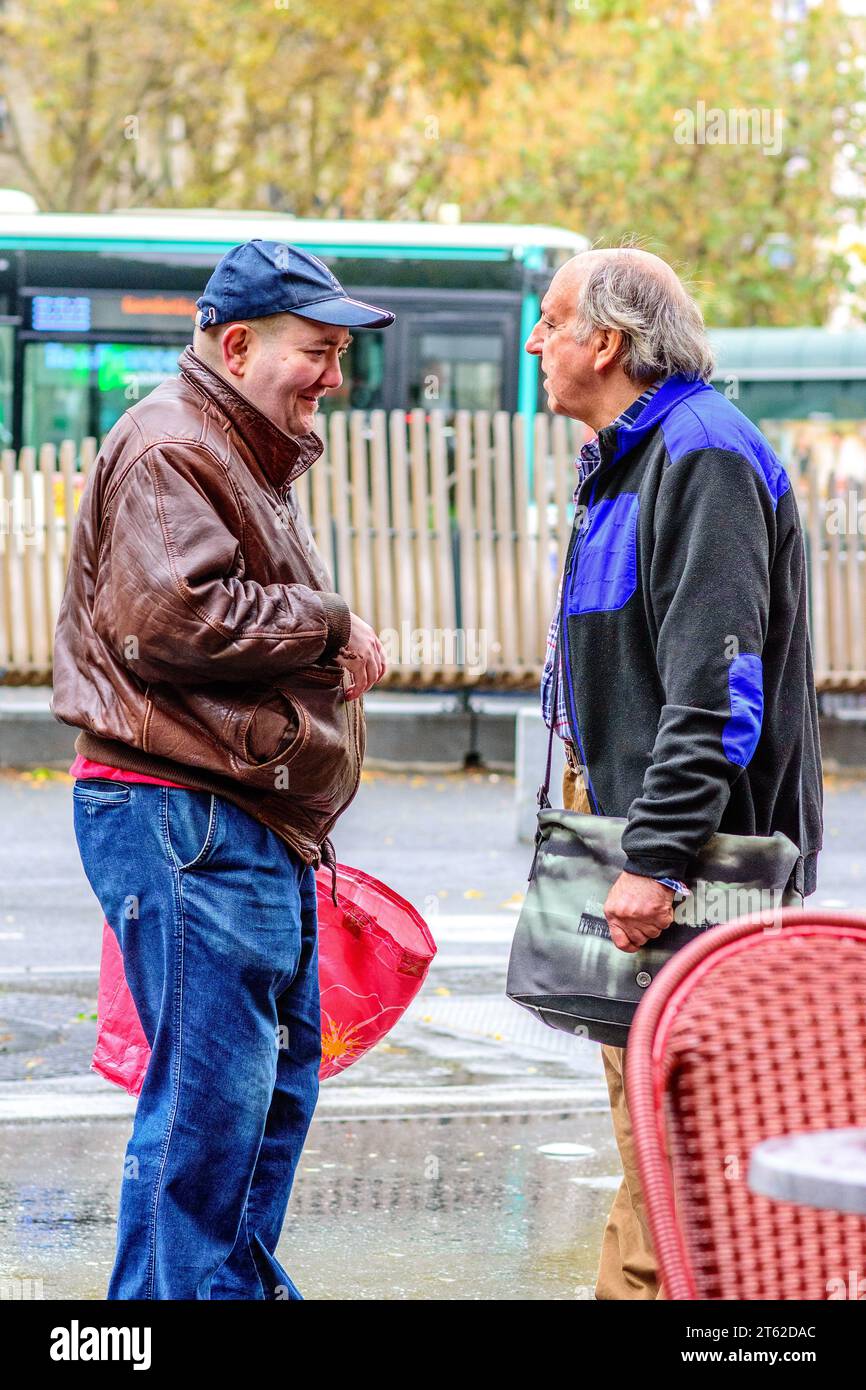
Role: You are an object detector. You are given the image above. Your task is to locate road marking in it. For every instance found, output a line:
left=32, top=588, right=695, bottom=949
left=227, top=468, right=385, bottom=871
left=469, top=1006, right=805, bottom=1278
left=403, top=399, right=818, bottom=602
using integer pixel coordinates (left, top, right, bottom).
left=0, top=964, right=99, bottom=978
left=424, top=914, right=516, bottom=943
left=0, top=1075, right=608, bottom=1125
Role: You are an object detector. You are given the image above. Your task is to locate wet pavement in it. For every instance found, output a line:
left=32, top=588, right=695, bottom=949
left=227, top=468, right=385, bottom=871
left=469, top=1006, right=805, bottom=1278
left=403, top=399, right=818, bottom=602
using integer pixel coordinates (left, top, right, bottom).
left=0, top=767, right=864, bottom=1299
left=0, top=1108, right=618, bottom=1300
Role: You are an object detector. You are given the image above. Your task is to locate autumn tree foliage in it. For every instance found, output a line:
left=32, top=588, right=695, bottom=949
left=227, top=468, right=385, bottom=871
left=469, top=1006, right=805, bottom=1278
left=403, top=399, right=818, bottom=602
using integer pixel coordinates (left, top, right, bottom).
left=1, top=0, right=863, bottom=322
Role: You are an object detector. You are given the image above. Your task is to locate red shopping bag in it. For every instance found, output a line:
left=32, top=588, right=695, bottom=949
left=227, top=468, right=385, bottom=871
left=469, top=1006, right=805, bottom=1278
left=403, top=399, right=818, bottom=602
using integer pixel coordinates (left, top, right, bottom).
left=91, top=863, right=436, bottom=1094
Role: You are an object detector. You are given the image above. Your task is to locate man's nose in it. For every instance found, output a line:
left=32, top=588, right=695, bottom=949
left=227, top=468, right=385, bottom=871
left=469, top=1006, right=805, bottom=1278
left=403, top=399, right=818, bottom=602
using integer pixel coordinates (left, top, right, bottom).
left=525, top=321, right=542, bottom=355
left=320, top=357, right=343, bottom=389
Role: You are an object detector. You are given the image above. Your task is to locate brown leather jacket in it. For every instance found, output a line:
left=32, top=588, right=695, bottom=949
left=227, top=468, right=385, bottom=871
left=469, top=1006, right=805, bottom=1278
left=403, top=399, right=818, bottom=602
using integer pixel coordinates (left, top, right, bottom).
left=51, top=344, right=364, bottom=873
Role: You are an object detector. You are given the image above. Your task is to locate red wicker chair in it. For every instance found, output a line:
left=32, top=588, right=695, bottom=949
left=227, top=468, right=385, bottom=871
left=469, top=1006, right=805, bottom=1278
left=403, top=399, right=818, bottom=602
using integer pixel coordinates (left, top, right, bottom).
left=626, top=908, right=866, bottom=1299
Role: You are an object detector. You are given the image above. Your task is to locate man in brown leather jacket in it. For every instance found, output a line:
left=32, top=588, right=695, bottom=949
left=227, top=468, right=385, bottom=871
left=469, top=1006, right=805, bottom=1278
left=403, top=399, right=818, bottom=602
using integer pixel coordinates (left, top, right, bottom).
left=51, top=241, right=395, bottom=1299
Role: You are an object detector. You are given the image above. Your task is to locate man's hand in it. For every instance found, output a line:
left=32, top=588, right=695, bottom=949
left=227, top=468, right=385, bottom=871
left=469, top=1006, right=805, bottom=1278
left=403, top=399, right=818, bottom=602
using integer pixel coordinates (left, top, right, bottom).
left=604, top=871, right=675, bottom=953
left=334, top=613, right=386, bottom=700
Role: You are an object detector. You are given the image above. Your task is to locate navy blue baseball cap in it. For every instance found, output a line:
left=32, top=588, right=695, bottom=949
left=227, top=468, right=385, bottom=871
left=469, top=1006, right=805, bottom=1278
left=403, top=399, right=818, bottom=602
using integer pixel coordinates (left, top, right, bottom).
left=195, top=239, right=395, bottom=331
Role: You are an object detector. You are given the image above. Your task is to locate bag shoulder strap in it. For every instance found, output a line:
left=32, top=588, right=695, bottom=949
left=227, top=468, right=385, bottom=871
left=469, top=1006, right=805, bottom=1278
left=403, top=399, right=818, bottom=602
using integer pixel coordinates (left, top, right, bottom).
left=538, top=615, right=562, bottom=812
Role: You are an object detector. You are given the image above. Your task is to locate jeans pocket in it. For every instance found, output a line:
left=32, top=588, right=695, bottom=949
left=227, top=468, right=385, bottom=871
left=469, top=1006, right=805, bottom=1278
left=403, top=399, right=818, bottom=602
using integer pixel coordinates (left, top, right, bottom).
left=163, top=787, right=221, bottom=871
left=72, top=778, right=131, bottom=804
left=73, top=784, right=131, bottom=909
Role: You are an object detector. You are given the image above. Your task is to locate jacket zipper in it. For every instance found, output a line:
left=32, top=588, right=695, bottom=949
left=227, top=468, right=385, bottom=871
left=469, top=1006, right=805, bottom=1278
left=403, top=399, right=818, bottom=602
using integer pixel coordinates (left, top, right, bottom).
left=314, top=692, right=365, bottom=901
left=560, top=469, right=603, bottom=815
left=272, top=474, right=361, bottom=876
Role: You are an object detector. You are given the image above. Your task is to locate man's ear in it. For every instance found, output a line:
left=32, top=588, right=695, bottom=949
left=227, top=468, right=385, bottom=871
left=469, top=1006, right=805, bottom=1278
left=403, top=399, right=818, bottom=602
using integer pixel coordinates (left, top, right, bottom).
left=593, top=328, right=623, bottom=374
left=220, top=323, right=254, bottom=379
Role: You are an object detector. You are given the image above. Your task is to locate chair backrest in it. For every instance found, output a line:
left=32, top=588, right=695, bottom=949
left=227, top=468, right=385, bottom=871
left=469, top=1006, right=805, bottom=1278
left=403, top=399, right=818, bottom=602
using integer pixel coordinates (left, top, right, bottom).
left=626, top=908, right=866, bottom=1300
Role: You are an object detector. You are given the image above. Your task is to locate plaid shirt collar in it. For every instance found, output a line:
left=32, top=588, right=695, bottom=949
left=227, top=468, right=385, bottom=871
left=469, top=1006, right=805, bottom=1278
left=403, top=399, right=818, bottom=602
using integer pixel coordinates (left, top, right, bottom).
left=574, top=380, right=663, bottom=500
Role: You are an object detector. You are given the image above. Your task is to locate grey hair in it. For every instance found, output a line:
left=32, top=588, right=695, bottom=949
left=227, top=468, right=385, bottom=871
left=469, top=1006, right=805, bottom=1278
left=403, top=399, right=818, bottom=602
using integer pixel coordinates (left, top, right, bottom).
left=571, top=250, right=716, bottom=384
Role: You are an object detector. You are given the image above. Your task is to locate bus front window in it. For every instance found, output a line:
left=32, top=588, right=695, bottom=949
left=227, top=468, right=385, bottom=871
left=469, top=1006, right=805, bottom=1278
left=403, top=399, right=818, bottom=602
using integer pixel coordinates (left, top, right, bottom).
left=409, top=331, right=503, bottom=413
left=23, top=342, right=182, bottom=447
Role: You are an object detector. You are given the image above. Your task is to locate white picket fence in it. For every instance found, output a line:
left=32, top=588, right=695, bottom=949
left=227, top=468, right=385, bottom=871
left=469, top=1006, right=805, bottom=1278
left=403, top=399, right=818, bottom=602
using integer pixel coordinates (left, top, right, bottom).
left=1, top=412, right=863, bottom=690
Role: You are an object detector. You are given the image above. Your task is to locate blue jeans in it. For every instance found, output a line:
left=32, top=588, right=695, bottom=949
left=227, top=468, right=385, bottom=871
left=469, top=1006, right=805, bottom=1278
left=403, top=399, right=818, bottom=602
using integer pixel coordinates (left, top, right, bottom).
left=72, top=778, right=321, bottom=1300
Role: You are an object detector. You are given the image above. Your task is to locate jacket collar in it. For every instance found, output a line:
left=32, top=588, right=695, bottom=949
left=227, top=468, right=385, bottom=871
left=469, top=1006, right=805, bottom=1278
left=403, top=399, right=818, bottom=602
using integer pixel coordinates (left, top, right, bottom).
left=177, top=345, right=324, bottom=490
left=598, top=373, right=711, bottom=466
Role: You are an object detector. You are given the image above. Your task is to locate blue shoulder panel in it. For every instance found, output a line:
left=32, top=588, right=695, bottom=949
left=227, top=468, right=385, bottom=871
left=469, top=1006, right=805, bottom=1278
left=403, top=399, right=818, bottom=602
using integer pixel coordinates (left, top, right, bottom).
left=722, top=653, right=764, bottom=767
left=660, top=388, right=791, bottom=510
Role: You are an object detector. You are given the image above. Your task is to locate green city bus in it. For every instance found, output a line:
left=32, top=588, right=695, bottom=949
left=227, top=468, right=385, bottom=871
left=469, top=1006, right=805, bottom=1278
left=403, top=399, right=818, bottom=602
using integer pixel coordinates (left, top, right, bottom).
left=1, top=211, right=864, bottom=462
left=0, top=211, right=589, bottom=449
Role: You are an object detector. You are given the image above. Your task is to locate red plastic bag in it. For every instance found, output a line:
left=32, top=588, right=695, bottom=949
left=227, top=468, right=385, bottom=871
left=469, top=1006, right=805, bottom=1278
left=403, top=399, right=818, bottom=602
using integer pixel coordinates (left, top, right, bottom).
left=91, top=863, right=436, bottom=1095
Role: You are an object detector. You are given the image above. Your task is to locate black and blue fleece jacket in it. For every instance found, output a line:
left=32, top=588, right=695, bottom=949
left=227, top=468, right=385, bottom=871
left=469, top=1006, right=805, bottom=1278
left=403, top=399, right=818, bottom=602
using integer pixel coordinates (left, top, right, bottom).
left=558, top=372, right=823, bottom=895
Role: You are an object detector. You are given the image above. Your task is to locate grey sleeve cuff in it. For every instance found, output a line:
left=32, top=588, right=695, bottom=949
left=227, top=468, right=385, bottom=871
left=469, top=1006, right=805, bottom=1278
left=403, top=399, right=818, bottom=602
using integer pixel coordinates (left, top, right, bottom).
left=622, top=852, right=691, bottom=884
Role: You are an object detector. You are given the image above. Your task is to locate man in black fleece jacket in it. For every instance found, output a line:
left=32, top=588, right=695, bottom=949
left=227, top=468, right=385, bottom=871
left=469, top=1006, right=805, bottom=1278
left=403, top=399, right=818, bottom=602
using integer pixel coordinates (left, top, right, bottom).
left=525, top=247, right=823, bottom=1299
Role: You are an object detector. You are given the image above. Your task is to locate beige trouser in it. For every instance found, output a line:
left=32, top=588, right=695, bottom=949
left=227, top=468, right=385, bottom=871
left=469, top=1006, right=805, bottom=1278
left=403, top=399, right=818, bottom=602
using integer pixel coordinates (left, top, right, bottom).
left=562, top=753, right=666, bottom=1301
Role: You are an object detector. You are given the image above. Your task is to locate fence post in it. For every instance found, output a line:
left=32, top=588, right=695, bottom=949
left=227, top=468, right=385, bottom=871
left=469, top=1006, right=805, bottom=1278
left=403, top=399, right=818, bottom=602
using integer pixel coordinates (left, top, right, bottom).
left=1, top=449, right=16, bottom=674
left=38, top=443, right=57, bottom=665
left=409, top=408, right=435, bottom=683
left=512, top=412, right=536, bottom=674
left=389, top=409, right=414, bottom=677
left=59, top=440, right=78, bottom=574
left=493, top=410, right=518, bottom=680
left=18, top=447, right=39, bottom=675
left=369, top=409, right=393, bottom=644
left=844, top=477, right=864, bottom=681
left=454, top=411, right=476, bottom=683
left=328, top=411, right=352, bottom=606
left=429, top=410, right=458, bottom=680
left=533, top=413, right=553, bottom=667
left=473, top=410, right=498, bottom=680
left=806, top=460, right=828, bottom=683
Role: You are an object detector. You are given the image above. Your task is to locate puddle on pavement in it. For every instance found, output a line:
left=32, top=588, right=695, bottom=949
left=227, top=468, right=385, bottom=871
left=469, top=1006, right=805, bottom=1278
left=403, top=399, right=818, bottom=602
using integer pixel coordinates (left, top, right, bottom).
left=0, top=1108, right=619, bottom=1300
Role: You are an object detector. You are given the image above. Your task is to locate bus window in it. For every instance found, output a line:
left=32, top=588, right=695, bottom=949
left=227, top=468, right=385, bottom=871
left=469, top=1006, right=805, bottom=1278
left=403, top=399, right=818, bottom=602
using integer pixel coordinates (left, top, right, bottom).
left=0, top=325, right=12, bottom=447
left=409, top=330, right=503, bottom=412
left=23, top=342, right=181, bottom=447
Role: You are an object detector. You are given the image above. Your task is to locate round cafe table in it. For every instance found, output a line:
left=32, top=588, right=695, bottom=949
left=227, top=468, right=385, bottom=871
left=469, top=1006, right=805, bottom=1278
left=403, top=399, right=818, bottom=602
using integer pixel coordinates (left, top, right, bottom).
left=748, top=1128, right=866, bottom=1215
